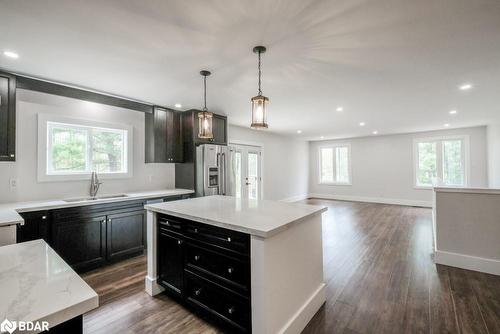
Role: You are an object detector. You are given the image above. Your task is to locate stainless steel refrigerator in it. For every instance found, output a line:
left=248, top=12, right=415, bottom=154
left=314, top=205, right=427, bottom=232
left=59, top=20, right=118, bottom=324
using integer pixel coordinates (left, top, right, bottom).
left=195, top=144, right=232, bottom=197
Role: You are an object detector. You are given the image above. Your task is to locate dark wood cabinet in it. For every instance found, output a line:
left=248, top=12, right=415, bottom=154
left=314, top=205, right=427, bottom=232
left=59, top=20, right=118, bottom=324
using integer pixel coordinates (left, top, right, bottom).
left=106, top=210, right=145, bottom=262
left=145, top=106, right=183, bottom=163
left=0, top=71, right=16, bottom=161
left=51, top=215, right=107, bottom=271
left=158, top=230, right=184, bottom=295
left=17, top=211, right=49, bottom=243
left=157, top=214, right=251, bottom=333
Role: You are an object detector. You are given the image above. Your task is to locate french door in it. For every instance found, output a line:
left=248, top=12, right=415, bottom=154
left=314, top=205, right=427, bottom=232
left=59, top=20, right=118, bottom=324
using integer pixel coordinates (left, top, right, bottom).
left=228, top=144, right=262, bottom=200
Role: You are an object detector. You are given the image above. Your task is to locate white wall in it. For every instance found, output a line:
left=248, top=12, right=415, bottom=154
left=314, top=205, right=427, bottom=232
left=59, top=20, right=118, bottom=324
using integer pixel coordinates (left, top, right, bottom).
left=309, top=126, right=488, bottom=207
left=228, top=125, right=309, bottom=201
left=0, top=90, right=175, bottom=203
left=487, top=124, right=500, bottom=188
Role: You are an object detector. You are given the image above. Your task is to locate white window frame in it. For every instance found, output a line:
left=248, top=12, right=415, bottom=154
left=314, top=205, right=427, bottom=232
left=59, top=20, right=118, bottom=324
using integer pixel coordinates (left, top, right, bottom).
left=413, top=135, right=470, bottom=189
left=37, top=113, right=134, bottom=182
left=318, top=143, right=352, bottom=186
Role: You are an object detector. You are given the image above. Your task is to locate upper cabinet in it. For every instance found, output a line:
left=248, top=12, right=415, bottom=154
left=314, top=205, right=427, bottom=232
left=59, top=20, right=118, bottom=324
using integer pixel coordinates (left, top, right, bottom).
left=0, top=71, right=16, bottom=161
left=145, top=106, right=183, bottom=163
left=193, top=111, right=227, bottom=145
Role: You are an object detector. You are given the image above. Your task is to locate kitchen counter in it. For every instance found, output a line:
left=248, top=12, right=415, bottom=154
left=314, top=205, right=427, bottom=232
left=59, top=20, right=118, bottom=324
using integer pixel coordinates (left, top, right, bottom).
left=0, top=239, right=98, bottom=333
left=144, top=195, right=327, bottom=238
left=0, top=188, right=194, bottom=227
left=145, top=195, right=327, bottom=334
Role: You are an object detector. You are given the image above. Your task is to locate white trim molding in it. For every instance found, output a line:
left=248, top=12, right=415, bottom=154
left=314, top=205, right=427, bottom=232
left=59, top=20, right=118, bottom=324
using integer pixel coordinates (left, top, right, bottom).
left=434, top=250, right=500, bottom=276
left=308, top=193, right=432, bottom=208
left=280, top=194, right=309, bottom=203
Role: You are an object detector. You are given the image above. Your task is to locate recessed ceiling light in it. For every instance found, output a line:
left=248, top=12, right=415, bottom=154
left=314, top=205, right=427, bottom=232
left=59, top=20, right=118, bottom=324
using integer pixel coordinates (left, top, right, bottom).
left=372, top=130, right=378, bottom=135
left=174, top=103, right=182, bottom=108
left=297, top=130, right=302, bottom=134
left=444, top=123, right=450, bottom=127
left=449, top=110, right=457, bottom=115
left=3, top=51, right=19, bottom=59
left=359, top=122, right=365, bottom=126
left=320, top=136, right=324, bottom=139
left=459, top=83, right=473, bottom=91
left=336, top=107, right=343, bottom=112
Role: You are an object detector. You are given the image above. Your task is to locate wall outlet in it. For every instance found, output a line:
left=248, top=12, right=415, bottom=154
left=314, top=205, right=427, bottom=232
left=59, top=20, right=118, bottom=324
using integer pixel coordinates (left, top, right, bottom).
left=9, top=178, right=18, bottom=190
left=148, top=175, right=153, bottom=182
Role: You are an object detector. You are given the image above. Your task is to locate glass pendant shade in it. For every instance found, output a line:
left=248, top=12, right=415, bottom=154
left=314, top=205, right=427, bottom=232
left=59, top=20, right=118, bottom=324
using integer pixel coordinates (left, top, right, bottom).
left=198, top=110, right=213, bottom=139
left=250, top=94, right=269, bottom=129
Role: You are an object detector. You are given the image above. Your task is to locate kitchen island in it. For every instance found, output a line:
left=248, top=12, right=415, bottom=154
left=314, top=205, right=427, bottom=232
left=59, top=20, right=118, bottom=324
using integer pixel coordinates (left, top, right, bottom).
left=144, top=195, right=327, bottom=334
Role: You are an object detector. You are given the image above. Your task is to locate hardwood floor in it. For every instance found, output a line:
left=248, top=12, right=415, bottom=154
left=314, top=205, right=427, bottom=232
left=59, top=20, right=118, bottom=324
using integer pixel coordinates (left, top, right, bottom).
left=81, top=199, right=500, bottom=334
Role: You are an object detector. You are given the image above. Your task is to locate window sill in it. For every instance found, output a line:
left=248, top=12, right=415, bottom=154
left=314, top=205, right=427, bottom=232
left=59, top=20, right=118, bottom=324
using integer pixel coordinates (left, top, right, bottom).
left=319, top=182, right=352, bottom=186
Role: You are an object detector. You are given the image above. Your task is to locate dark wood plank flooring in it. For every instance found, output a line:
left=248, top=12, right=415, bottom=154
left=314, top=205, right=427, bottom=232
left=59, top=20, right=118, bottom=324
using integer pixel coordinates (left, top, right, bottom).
left=81, top=199, right=500, bottom=334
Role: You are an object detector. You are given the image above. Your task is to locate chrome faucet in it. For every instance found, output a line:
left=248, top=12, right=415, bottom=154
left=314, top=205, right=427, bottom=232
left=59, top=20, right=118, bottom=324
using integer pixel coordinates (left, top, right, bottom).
left=90, top=171, right=102, bottom=199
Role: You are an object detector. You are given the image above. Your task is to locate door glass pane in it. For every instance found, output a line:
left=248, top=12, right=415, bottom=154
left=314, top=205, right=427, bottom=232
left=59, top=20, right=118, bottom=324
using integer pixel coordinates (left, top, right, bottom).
left=443, top=140, right=464, bottom=186
left=417, top=142, right=437, bottom=186
left=233, top=151, right=242, bottom=198
left=336, top=147, right=349, bottom=183
left=248, top=152, right=259, bottom=200
left=320, top=148, right=334, bottom=183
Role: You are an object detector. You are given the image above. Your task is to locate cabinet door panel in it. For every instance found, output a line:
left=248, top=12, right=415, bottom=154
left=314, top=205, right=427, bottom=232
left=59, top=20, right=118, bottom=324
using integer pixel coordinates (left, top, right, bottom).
left=51, top=216, right=106, bottom=272
left=106, top=210, right=145, bottom=261
left=212, top=115, right=227, bottom=144
left=158, top=231, right=184, bottom=295
left=0, top=72, right=16, bottom=161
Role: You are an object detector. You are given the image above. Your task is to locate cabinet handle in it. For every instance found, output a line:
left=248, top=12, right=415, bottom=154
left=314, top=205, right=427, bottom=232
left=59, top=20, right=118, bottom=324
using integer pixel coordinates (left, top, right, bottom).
left=108, top=219, right=112, bottom=223
left=177, top=240, right=183, bottom=245
left=10, top=154, right=14, bottom=158
left=41, top=216, right=47, bottom=220
left=194, top=228, right=198, bottom=233
left=165, top=221, right=171, bottom=226
left=226, top=237, right=232, bottom=242
left=227, top=267, right=234, bottom=274
left=194, top=255, right=200, bottom=261
left=228, top=306, right=235, bottom=315
left=195, top=288, right=202, bottom=296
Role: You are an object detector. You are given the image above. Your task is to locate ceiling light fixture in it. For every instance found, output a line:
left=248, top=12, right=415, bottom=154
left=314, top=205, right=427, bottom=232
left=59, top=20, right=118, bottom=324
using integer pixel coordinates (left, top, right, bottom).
left=3, top=51, right=19, bottom=59
left=372, top=130, right=378, bottom=135
left=320, top=136, right=324, bottom=139
left=297, top=130, right=302, bottom=134
left=250, top=46, right=269, bottom=129
left=174, top=103, right=182, bottom=108
left=444, top=123, right=450, bottom=127
left=198, top=70, right=213, bottom=139
left=449, top=110, right=457, bottom=115
left=336, top=107, right=343, bottom=112
left=359, top=122, right=365, bottom=126
left=459, top=83, right=473, bottom=91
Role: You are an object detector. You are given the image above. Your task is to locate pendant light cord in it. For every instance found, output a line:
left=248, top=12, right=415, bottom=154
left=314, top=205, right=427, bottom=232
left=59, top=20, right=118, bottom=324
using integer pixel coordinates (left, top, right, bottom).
left=258, top=50, right=262, bottom=96
left=203, top=75, right=207, bottom=111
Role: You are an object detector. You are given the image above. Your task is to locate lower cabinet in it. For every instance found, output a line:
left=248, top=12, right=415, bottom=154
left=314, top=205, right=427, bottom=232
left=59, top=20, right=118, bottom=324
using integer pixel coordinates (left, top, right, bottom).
left=106, top=210, right=145, bottom=262
left=157, top=214, right=251, bottom=333
left=51, top=216, right=107, bottom=272
left=17, top=210, right=49, bottom=243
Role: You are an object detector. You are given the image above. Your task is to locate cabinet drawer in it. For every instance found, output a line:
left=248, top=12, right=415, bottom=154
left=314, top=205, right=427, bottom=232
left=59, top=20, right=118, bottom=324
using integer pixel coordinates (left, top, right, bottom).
left=185, top=270, right=250, bottom=332
left=158, top=216, right=182, bottom=234
left=185, top=242, right=249, bottom=293
left=185, top=222, right=250, bottom=255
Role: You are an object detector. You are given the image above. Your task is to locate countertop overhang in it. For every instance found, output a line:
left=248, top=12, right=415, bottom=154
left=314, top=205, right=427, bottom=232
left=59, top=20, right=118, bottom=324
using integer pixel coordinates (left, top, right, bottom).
left=0, top=240, right=98, bottom=332
left=145, top=195, right=327, bottom=238
left=0, top=189, right=194, bottom=227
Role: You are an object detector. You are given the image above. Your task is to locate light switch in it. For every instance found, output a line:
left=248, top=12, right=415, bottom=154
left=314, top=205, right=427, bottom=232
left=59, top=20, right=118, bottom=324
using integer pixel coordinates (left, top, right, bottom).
left=9, top=178, right=18, bottom=190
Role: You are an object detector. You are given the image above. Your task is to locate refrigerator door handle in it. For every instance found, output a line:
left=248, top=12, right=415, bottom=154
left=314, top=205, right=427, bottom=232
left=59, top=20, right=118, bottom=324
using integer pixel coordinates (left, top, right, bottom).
left=216, top=152, right=221, bottom=195
left=221, top=152, right=226, bottom=195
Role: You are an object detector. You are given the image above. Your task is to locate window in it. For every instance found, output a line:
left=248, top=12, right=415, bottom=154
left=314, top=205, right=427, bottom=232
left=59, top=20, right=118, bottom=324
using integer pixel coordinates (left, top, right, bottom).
left=38, top=114, right=133, bottom=181
left=319, top=144, right=351, bottom=184
left=414, top=136, right=468, bottom=188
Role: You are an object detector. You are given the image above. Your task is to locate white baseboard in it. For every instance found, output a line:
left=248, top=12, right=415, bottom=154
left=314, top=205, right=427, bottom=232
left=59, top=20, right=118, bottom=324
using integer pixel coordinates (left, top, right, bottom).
left=434, top=250, right=500, bottom=276
left=145, top=276, right=164, bottom=296
left=280, top=194, right=310, bottom=203
left=308, top=193, right=432, bottom=208
left=280, top=283, right=326, bottom=334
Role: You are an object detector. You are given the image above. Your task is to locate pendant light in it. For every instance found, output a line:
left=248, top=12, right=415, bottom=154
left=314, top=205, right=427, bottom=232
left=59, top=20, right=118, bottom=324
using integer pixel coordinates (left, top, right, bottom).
left=250, top=46, right=269, bottom=129
left=198, top=70, right=214, bottom=139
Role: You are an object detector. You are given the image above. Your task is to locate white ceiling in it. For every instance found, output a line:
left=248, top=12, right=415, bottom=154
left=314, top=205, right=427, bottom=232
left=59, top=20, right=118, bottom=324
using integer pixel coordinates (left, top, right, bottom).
left=1, top=0, right=500, bottom=140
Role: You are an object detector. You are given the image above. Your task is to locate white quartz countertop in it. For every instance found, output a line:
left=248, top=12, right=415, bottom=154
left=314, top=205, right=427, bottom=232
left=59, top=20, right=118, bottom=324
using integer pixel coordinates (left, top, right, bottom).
left=145, top=195, right=327, bottom=238
left=0, top=240, right=98, bottom=332
left=0, top=189, right=194, bottom=227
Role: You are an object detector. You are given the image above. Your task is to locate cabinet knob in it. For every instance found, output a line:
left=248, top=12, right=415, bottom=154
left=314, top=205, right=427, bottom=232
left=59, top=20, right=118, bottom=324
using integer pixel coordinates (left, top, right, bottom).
left=194, top=255, right=200, bottom=261
left=194, top=228, right=198, bottom=233
left=108, top=219, right=112, bottom=223
left=195, top=288, right=202, bottom=296
left=227, top=237, right=232, bottom=242
left=227, top=267, right=234, bottom=274
left=228, top=306, right=235, bottom=315
left=165, top=221, right=170, bottom=226
left=41, top=216, right=47, bottom=220
left=177, top=240, right=183, bottom=245
left=10, top=154, right=14, bottom=158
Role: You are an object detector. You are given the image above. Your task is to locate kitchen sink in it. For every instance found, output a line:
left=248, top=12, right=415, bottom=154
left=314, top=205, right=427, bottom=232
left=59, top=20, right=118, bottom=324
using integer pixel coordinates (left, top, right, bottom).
left=63, top=194, right=129, bottom=203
